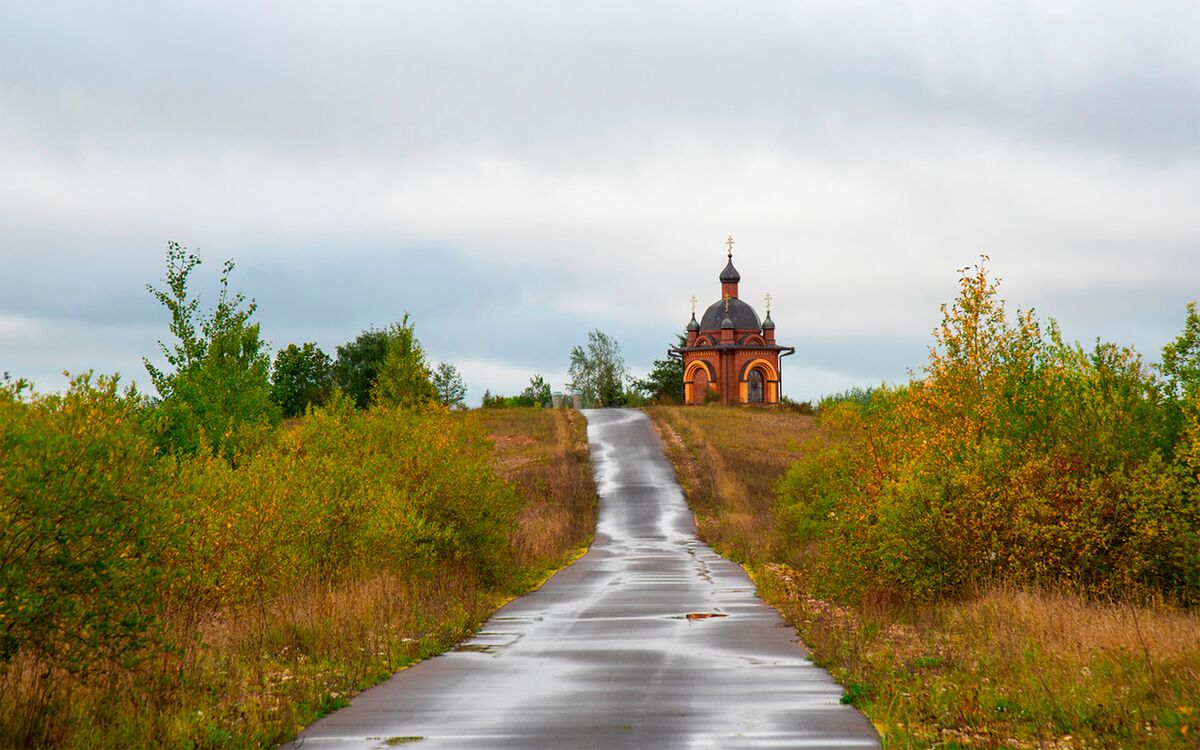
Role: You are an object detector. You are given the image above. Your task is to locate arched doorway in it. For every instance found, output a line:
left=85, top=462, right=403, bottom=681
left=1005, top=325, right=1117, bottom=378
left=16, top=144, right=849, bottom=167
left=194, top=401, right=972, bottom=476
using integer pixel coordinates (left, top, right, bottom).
left=747, top=368, right=764, bottom=403
left=690, top=368, right=709, bottom=404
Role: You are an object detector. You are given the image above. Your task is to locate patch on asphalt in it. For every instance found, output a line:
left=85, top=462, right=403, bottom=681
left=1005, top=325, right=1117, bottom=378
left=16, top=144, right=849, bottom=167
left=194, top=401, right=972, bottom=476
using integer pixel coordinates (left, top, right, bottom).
left=668, top=612, right=729, bottom=622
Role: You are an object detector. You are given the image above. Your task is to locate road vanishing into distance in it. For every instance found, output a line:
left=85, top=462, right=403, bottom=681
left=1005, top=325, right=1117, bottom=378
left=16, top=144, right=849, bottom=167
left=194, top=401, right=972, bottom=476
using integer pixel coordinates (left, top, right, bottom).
left=290, top=409, right=880, bottom=749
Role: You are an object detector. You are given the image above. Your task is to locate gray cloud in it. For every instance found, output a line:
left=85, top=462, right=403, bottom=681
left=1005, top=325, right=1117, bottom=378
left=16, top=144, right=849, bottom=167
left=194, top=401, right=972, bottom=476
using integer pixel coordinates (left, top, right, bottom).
left=2, top=0, right=1197, bottom=405
left=8, top=2, right=1199, bottom=154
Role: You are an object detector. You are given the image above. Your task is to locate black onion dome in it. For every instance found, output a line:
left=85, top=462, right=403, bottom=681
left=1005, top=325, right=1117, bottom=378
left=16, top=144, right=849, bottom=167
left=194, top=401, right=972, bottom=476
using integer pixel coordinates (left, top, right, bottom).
left=762, top=311, right=775, bottom=330
left=700, top=297, right=761, bottom=331
left=719, top=259, right=741, bottom=283
left=687, top=313, right=700, bottom=332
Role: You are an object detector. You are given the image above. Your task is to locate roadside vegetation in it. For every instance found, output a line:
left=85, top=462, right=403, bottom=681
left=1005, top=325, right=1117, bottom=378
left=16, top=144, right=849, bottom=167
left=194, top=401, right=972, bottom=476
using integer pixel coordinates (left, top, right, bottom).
left=647, top=260, right=1199, bottom=748
left=0, top=243, right=597, bottom=748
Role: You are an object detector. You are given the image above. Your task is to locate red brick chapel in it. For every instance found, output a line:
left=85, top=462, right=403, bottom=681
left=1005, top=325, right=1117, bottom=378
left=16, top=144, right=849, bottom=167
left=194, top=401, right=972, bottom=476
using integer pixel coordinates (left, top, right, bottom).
left=673, top=237, right=794, bottom=405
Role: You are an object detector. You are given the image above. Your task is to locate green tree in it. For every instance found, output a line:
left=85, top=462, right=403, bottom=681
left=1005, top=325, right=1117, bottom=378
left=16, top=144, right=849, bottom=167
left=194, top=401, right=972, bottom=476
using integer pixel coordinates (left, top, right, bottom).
left=1160, top=302, right=1200, bottom=401
left=635, top=335, right=685, bottom=403
left=521, top=374, right=552, bottom=406
left=334, top=328, right=391, bottom=409
left=143, top=242, right=278, bottom=458
left=432, top=361, right=467, bottom=408
left=567, top=330, right=629, bottom=407
left=271, top=342, right=334, bottom=417
left=373, top=314, right=437, bottom=408
left=1159, top=302, right=1200, bottom=447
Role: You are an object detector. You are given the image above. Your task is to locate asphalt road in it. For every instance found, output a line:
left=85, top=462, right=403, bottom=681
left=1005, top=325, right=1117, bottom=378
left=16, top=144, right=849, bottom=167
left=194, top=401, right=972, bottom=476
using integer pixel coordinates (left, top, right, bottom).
left=288, top=408, right=880, bottom=749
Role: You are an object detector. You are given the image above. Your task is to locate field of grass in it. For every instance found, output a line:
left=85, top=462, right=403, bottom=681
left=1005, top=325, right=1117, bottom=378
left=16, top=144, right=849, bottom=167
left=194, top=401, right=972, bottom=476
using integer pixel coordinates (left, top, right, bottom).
left=1, top=399, right=595, bottom=749
left=646, top=405, right=1199, bottom=749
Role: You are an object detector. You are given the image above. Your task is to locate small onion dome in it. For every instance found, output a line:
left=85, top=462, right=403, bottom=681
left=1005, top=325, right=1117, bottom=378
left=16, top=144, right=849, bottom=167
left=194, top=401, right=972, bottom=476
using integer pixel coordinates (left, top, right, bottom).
left=721, top=315, right=734, bottom=329
left=687, top=313, right=700, bottom=331
left=719, top=258, right=741, bottom=283
left=762, top=311, right=775, bottom=330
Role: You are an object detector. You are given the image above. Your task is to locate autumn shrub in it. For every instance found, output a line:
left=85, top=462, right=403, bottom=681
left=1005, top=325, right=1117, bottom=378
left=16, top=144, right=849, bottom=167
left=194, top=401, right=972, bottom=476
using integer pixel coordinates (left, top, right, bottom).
left=0, top=374, right=167, bottom=676
left=162, top=393, right=521, bottom=611
left=0, top=378, right=528, bottom=746
left=777, top=260, right=1200, bottom=604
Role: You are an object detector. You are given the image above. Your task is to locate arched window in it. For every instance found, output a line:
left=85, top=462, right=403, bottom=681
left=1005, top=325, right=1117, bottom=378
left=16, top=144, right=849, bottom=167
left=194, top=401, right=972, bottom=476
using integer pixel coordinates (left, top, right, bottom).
left=748, top=368, right=764, bottom=403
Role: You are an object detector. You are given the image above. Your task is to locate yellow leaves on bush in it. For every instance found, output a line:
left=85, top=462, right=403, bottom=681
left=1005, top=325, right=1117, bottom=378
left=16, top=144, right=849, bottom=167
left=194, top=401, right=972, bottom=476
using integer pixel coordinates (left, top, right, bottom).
left=163, top=396, right=522, bottom=610
left=2, top=380, right=523, bottom=672
left=1, top=373, right=165, bottom=674
left=778, top=259, right=1200, bottom=605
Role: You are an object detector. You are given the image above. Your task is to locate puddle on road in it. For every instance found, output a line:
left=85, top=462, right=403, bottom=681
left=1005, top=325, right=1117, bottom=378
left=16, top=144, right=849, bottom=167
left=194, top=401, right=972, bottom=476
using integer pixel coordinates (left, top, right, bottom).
left=667, top=612, right=729, bottom=622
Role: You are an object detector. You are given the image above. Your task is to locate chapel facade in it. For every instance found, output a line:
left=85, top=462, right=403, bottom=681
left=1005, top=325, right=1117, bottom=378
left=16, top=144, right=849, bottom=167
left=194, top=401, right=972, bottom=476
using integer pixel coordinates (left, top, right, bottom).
left=672, top=238, right=794, bottom=405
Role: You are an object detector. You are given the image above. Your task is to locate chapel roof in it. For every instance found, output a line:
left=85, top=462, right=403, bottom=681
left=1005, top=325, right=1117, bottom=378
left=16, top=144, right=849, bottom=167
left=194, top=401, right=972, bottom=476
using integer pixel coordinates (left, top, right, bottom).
left=699, top=296, right=761, bottom=331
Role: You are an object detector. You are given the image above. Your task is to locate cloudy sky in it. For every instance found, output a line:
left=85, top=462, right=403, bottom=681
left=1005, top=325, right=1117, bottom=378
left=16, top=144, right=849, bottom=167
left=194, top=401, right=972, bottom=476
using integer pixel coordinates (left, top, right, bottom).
left=2, top=1, right=1197, bottom=404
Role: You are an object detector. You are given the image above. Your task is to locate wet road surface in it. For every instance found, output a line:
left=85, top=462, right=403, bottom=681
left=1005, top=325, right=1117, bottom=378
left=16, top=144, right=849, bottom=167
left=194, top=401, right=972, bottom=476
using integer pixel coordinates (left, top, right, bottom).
left=289, top=408, right=880, bottom=749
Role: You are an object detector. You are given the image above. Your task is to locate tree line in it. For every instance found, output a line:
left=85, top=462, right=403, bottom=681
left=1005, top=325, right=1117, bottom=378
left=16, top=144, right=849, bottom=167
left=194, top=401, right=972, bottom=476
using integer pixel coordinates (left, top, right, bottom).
left=134, top=242, right=684, bottom=455
left=136, top=242, right=484, bottom=461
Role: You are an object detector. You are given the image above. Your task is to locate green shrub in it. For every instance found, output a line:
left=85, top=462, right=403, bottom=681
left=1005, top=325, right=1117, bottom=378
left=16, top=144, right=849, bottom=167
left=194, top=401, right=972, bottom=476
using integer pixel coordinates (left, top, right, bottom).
left=817, top=386, right=876, bottom=411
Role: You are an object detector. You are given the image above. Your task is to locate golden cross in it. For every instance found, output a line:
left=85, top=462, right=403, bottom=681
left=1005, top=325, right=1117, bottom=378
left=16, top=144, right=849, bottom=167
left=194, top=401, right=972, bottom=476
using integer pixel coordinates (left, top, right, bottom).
left=764, top=292, right=773, bottom=313
left=726, top=235, right=734, bottom=258
left=723, top=293, right=731, bottom=313
left=689, top=295, right=697, bottom=315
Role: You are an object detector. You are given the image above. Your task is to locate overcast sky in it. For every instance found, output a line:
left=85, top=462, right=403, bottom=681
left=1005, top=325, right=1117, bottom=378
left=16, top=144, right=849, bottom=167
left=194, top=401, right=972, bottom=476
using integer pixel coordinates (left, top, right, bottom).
left=2, top=1, right=1197, bottom=404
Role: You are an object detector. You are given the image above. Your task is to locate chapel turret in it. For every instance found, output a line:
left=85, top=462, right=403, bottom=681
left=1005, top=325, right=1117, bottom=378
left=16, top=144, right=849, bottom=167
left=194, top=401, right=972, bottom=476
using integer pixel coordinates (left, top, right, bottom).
left=719, top=236, right=741, bottom=299
left=672, top=237, right=794, bottom=405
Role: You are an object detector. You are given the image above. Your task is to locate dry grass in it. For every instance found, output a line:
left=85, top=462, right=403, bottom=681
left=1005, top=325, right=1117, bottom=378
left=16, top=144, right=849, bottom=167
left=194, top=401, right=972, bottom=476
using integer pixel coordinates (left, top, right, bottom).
left=647, top=405, right=816, bottom=565
left=1, top=407, right=596, bottom=749
left=645, top=405, right=1200, bottom=749
left=476, top=408, right=597, bottom=579
left=2, top=567, right=500, bottom=747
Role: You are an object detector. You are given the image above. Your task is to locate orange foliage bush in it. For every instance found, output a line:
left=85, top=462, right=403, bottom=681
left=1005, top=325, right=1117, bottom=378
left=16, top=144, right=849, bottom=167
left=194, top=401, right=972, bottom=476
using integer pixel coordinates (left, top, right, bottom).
left=778, top=260, right=1200, bottom=603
